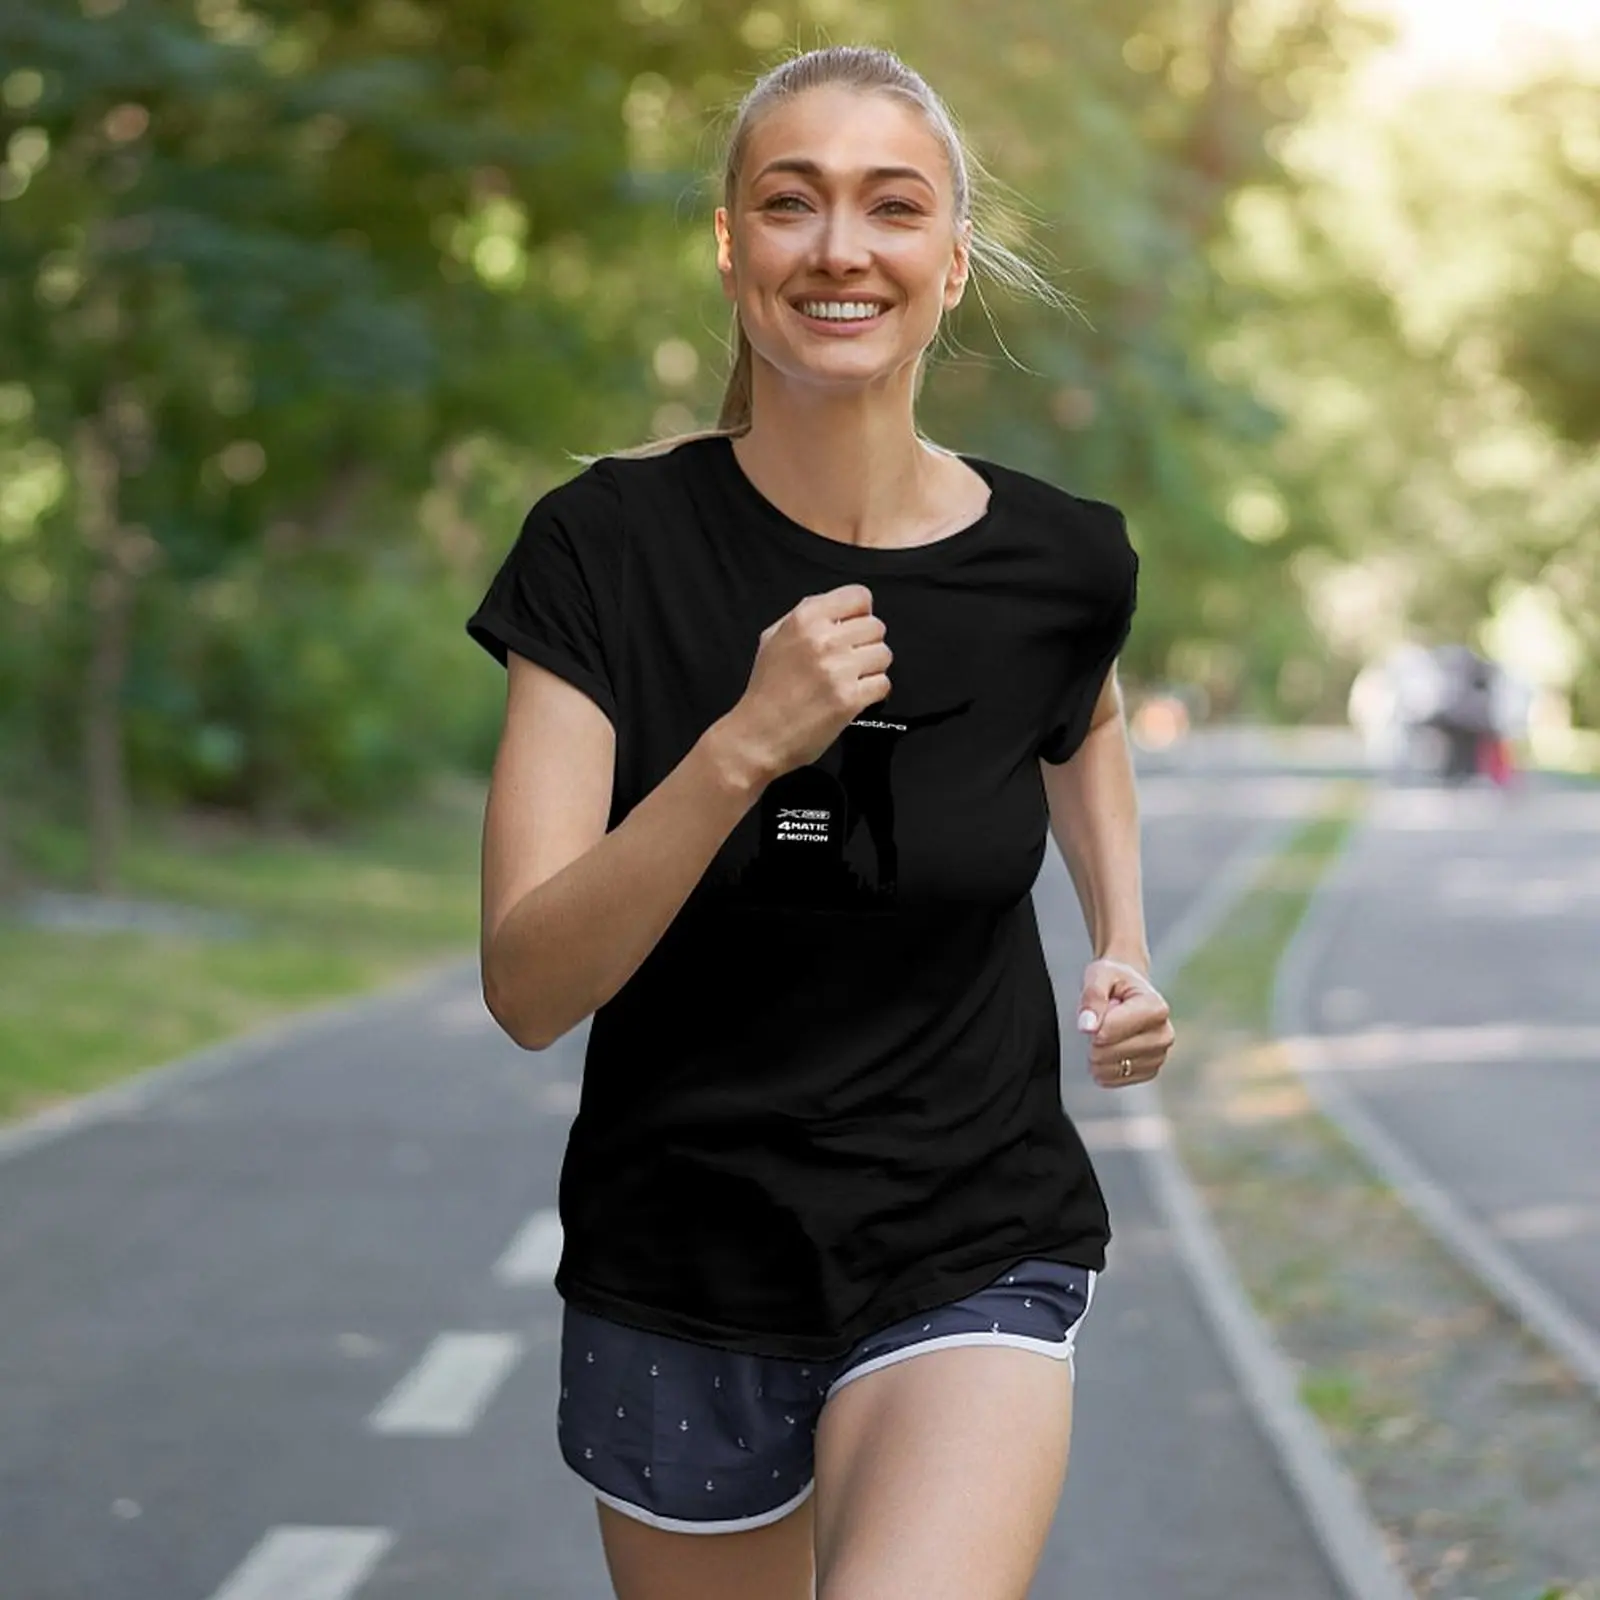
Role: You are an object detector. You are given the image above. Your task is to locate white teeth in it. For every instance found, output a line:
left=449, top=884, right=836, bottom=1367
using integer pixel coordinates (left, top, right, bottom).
left=798, top=300, right=884, bottom=321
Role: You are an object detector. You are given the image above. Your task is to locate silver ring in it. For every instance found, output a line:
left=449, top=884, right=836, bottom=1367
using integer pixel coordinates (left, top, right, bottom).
left=1118, top=1058, right=1133, bottom=1079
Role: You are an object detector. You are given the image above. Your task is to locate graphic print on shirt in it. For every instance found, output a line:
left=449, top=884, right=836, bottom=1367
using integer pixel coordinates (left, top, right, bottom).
left=731, top=697, right=975, bottom=911
left=838, top=699, right=974, bottom=896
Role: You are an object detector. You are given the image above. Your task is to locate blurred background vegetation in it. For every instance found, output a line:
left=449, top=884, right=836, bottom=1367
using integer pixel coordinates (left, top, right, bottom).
left=1, top=0, right=1596, bottom=899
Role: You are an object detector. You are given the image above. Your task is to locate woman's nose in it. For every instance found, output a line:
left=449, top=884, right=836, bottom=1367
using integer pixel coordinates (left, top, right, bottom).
left=812, top=206, right=873, bottom=274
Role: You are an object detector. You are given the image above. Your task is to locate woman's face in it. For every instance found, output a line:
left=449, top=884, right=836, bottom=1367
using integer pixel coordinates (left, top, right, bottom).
left=715, top=86, right=971, bottom=398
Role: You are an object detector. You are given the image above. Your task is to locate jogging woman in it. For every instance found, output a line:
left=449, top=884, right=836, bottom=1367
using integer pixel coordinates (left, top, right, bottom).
left=468, top=43, right=1174, bottom=1600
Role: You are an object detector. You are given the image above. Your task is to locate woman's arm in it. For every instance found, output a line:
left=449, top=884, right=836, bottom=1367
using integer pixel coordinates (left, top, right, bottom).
left=480, top=583, right=891, bottom=1050
left=1041, top=663, right=1173, bottom=1088
left=480, top=653, right=770, bottom=1050
left=1040, top=664, right=1150, bottom=976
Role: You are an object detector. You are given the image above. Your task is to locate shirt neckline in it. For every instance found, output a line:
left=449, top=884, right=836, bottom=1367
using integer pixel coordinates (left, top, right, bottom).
left=703, top=433, right=1002, bottom=573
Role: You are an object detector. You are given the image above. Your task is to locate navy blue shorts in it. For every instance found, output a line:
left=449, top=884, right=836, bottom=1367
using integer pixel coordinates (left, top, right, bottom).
left=557, top=1257, right=1095, bottom=1533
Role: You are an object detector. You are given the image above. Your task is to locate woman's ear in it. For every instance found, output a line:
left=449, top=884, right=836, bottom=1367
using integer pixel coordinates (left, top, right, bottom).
left=944, top=218, right=973, bottom=310
left=715, top=206, right=736, bottom=297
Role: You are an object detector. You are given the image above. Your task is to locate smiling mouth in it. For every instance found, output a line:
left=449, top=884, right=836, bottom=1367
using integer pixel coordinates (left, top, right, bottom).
left=790, top=298, right=892, bottom=325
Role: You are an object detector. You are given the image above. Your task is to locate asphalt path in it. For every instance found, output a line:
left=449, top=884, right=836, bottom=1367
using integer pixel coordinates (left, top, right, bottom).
left=0, top=765, right=1344, bottom=1600
left=1297, top=777, right=1600, bottom=1347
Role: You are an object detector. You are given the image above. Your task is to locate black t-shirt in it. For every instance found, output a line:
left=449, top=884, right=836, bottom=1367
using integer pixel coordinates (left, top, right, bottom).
left=466, top=434, right=1138, bottom=1360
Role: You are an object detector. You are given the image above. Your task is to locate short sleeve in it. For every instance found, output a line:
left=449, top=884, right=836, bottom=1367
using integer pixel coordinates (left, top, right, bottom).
left=1038, top=517, right=1138, bottom=766
left=465, top=464, right=622, bottom=724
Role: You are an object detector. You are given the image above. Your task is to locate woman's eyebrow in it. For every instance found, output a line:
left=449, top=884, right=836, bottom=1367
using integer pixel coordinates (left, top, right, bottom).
left=752, top=157, right=935, bottom=189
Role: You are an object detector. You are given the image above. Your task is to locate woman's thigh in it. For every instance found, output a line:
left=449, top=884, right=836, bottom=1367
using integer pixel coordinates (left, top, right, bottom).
left=596, top=1493, right=815, bottom=1600
left=810, top=1345, right=1075, bottom=1600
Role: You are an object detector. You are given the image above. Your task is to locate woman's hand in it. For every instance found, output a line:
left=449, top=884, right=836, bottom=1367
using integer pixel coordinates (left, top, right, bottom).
left=723, top=584, right=893, bottom=782
left=1076, top=959, right=1174, bottom=1088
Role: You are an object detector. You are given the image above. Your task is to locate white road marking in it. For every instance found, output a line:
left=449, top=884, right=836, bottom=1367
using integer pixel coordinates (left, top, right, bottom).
left=493, top=1207, right=563, bottom=1285
left=433, top=993, right=498, bottom=1035
left=1076, top=1115, right=1169, bottom=1152
left=206, top=1527, right=393, bottom=1600
left=1298, top=1021, right=1600, bottom=1074
left=535, top=1080, right=582, bottom=1114
left=1494, top=1203, right=1600, bottom=1242
left=367, top=1333, right=524, bottom=1436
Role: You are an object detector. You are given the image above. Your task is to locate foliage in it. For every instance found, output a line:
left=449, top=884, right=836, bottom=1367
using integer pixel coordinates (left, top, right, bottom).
left=1213, top=56, right=1600, bottom=722
left=0, top=0, right=1594, bottom=870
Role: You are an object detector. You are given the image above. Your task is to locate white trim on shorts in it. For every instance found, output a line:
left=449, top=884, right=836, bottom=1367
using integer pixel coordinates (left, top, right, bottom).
left=822, top=1266, right=1098, bottom=1402
left=588, top=1475, right=816, bottom=1536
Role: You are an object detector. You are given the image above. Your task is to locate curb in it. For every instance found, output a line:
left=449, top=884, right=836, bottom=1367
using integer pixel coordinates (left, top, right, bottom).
left=1274, top=787, right=1600, bottom=1402
left=1131, top=791, right=1416, bottom=1600
left=0, top=951, right=479, bottom=1168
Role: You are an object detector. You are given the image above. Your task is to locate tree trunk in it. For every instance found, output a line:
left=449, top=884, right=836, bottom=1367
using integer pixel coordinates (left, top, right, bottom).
left=0, top=790, right=13, bottom=905
left=75, top=416, right=151, bottom=897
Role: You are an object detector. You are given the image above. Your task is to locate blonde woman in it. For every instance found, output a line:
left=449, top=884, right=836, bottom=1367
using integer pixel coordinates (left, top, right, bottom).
left=468, top=43, right=1174, bottom=1600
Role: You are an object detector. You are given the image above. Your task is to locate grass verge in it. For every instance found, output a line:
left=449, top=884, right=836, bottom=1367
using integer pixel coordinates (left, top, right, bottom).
left=0, top=777, right=483, bottom=1125
left=1165, top=785, right=1600, bottom=1600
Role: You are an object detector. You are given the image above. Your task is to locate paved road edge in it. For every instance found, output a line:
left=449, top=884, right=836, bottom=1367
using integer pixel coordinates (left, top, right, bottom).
left=0, top=951, right=479, bottom=1168
left=1274, top=788, right=1600, bottom=1401
left=1128, top=796, right=1416, bottom=1600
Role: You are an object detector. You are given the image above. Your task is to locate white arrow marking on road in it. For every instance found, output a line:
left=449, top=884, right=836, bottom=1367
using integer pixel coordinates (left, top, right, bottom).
left=493, top=1207, right=563, bottom=1284
left=367, top=1332, right=524, bottom=1436
left=206, top=1527, right=393, bottom=1600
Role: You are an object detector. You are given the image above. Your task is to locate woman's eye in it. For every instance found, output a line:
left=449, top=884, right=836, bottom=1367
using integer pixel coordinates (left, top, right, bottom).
left=761, top=194, right=921, bottom=216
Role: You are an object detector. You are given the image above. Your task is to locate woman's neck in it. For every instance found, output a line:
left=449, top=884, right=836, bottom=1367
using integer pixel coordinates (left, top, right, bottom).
left=730, top=383, right=968, bottom=551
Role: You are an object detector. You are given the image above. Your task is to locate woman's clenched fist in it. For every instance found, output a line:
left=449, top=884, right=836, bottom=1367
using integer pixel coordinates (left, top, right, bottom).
left=725, top=584, right=892, bottom=782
